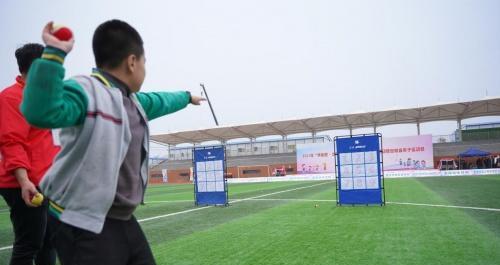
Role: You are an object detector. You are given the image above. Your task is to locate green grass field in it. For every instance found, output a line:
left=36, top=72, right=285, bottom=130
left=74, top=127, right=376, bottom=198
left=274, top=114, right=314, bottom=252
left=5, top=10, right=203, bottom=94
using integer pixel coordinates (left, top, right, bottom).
left=1, top=175, right=500, bottom=265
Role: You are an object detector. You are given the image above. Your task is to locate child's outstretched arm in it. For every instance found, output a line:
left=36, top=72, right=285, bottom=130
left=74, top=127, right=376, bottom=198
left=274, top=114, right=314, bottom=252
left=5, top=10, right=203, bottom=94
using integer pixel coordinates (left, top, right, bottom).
left=136, top=91, right=205, bottom=121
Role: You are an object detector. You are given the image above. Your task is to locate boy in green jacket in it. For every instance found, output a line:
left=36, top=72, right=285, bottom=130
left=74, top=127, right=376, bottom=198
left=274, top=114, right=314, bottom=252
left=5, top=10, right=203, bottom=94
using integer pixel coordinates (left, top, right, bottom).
left=21, top=20, right=205, bottom=265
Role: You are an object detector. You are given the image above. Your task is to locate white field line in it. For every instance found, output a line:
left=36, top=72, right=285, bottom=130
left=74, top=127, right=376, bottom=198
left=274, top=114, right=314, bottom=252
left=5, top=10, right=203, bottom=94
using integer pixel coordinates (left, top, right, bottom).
left=248, top=198, right=500, bottom=212
left=249, top=198, right=336, bottom=202
left=145, top=200, right=194, bottom=204
left=144, top=182, right=332, bottom=205
left=0, top=246, right=12, bottom=251
left=228, top=181, right=331, bottom=204
left=136, top=181, right=331, bottom=223
left=137, top=205, right=212, bottom=223
left=386, top=201, right=500, bottom=212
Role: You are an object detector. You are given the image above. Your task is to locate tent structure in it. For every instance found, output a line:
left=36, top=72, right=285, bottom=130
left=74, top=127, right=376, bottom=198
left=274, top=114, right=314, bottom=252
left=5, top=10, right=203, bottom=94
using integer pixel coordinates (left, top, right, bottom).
left=458, top=148, right=491, bottom=157
left=458, top=148, right=492, bottom=169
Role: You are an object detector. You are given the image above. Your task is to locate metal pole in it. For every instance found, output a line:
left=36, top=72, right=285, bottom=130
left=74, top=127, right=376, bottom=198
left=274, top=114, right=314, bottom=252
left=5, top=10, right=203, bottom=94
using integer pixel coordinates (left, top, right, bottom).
left=200, top=83, right=219, bottom=126
left=192, top=147, right=197, bottom=206
left=380, top=133, right=386, bottom=206
left=457, top=118, right=462, bottom=142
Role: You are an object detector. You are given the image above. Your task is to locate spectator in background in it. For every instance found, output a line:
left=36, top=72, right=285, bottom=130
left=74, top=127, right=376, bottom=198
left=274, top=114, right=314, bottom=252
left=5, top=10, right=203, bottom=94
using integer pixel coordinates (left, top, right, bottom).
left=476, top=158, right=483, bottom=169
left=0, top=43, right=59, bottom=265
left=459, top=159, right=466, bottom=169
left=485, top=157, right=491, bottom=168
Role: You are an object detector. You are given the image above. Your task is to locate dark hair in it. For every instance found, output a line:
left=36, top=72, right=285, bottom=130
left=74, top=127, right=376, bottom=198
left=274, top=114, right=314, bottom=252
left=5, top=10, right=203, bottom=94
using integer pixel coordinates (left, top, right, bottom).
left=92, top=19, right=144, bottom=69
left=15, top=43, right=44, bottom=74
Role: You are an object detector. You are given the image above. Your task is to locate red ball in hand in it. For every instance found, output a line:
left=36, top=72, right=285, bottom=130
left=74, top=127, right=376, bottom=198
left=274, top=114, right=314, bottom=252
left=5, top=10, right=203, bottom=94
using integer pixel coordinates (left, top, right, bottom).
left=52, top=25, right=73, bottom=41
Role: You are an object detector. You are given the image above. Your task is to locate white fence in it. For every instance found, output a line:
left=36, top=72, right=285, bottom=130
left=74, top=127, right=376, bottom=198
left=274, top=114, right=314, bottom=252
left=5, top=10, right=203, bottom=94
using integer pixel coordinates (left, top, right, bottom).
left=385, top=168, right=500, bottom=178
left=226, top=169, right=500, bottom=183
left=227, top=174, right=335, bottom=183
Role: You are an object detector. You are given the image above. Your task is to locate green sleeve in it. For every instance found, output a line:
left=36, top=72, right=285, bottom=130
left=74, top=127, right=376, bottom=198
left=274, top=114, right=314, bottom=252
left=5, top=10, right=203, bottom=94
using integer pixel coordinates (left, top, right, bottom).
left=21, top=47, right=88, bottom=128
left=136, top=91, right=190, bottom=121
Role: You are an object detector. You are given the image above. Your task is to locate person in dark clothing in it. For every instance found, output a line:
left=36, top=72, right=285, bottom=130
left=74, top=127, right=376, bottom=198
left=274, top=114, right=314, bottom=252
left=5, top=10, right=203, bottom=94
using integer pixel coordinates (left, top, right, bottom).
left=0, top=43, right=59, bottom=265
left=475, top=158, right=480, bottom=169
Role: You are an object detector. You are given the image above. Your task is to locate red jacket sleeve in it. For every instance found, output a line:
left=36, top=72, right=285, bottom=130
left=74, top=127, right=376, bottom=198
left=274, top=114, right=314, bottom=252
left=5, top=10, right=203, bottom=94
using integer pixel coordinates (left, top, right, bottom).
left=0, top=93, right=31, bottom=173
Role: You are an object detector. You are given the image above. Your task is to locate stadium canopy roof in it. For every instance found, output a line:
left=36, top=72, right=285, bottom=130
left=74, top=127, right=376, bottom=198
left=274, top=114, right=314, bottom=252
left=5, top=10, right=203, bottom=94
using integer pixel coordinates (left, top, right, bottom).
left=151, top=97, right=500, bottom=145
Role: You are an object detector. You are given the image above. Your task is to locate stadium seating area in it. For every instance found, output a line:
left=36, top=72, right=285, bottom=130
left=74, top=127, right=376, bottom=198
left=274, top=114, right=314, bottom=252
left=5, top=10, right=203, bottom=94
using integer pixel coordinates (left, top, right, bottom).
left=150, top=125, right=500, bottom=183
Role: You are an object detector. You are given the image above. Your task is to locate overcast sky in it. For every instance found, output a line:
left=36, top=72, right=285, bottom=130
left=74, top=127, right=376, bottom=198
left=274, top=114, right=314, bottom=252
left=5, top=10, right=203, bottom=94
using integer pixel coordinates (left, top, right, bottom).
left=1, top=0, right=499, bottom=144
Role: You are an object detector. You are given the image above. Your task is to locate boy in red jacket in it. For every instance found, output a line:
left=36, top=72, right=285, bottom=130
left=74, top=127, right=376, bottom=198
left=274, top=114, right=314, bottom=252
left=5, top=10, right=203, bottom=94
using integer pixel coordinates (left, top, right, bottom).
left=0, top=43, right=59, bottom=265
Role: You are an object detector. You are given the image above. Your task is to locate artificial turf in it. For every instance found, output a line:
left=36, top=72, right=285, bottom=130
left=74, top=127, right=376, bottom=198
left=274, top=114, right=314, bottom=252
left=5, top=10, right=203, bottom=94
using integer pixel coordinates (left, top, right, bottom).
left=0, top=176, right=499, bottom=265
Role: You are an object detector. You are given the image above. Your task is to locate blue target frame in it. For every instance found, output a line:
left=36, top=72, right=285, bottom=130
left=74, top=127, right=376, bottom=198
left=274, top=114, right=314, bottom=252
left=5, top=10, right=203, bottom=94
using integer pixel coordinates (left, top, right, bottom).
left=335, top=134, right=385, bottom=206
left=193, top=145, right=228, bottom=206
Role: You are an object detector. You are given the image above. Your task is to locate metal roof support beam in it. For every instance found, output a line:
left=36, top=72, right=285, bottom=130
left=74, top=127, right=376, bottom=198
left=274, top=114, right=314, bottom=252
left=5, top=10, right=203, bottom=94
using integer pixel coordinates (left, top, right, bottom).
left=463, top=102, right=487, bottom=116
left=376, top=111, right=397, bottom=123
left=416, top=121, right=421, bottom=135
left=200, top=130, right=225, bottom=143
left=167, top=134, right=192, bottom=145
left=370, top=113, right=377, bottom=128
left=316, top=117, right=338, bottom=130
left=457, top=118, right=462, bottom=142
left=281, top=135, right=288, bottom=153
left=370, top=112, right=378, bottom=133
left=266, top=123, right=286, bottom=137
left=250, top=138, right=255, bottom=155
left=232, top=127, right=255, bottom=139
left=312, top=131, right=317, bottom=143
left=150, top=139, right=170, bottom=147
left=300, top=120, right=314, bottom=131
left=342, top=116, right=353, bottom=136
left=359, top=114, right=373, bottom=124
left=175, top=134, right=196, bottom=145
left=395, top=111, right=419, bottom=120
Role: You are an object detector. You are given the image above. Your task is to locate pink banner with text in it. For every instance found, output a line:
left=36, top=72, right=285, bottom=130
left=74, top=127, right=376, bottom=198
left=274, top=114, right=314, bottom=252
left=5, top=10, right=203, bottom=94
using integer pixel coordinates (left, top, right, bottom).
left=296, top=143, right=335, bottom=174
left=382, top=135, right=434, bottom=170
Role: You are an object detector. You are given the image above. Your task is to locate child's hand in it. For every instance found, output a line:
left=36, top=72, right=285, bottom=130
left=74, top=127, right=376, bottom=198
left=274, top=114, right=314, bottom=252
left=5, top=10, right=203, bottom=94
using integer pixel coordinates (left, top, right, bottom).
left=190, top=95, right=206, bottom=105
left=42, top=21, right=75, bottom=53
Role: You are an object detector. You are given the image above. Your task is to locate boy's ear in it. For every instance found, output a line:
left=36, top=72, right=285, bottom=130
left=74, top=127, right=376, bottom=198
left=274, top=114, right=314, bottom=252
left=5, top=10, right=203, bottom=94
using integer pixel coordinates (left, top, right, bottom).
left=126, top=54, right=137, bottom=73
